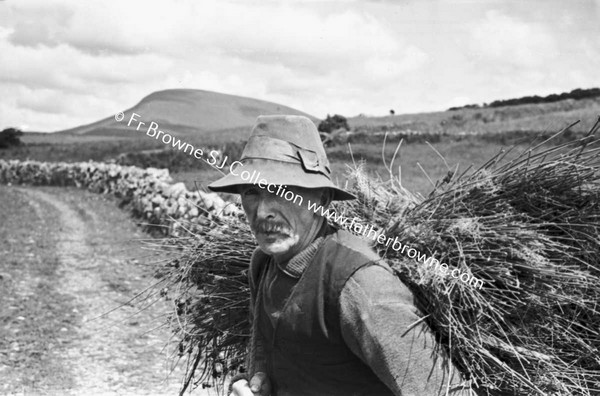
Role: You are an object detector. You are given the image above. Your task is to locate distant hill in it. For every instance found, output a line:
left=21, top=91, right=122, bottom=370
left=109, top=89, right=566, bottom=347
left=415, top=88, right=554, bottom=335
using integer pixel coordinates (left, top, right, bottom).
left=54, top=89, right=317, bottom=140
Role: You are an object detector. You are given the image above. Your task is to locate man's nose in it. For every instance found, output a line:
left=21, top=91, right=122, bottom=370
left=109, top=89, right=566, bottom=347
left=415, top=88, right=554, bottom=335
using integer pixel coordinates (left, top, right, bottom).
left=255, top=192, right=279, bottom=219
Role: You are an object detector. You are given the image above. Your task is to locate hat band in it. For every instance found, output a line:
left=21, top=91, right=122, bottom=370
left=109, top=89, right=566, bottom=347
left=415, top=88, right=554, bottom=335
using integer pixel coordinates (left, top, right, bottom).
left=241, top=135, right=331, bottom=178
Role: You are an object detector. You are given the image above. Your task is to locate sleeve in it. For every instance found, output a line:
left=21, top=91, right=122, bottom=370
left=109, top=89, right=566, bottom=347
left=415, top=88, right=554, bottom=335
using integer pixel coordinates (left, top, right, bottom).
left=247, top=248, right=268, bottom=375
left=339, top=265, right=474, bottom=396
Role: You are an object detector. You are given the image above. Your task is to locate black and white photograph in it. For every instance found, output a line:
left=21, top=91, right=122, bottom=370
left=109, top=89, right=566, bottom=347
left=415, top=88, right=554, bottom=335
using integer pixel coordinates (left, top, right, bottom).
left=1, top=1, right=599, bottom=395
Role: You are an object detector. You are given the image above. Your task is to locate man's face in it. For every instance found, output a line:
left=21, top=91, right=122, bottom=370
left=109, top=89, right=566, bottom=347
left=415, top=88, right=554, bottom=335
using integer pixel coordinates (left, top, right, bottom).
left=239, top=184, right=327, bottom=261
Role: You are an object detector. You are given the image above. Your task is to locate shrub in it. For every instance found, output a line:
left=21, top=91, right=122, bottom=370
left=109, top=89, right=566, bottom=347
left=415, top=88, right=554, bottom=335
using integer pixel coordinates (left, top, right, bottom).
left=0, top=128, right=23, bottom=149
left=318, top=114, right=350, bottom=133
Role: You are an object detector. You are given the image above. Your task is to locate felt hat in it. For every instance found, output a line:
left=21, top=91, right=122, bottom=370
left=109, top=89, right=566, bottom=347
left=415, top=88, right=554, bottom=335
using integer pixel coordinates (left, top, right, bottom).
left=207, top=115, right=356, bottom=201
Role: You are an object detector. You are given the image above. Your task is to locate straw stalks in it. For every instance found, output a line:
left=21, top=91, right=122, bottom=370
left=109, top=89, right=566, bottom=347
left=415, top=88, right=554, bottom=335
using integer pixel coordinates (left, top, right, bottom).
left=156, top=120, right=600, bottom=396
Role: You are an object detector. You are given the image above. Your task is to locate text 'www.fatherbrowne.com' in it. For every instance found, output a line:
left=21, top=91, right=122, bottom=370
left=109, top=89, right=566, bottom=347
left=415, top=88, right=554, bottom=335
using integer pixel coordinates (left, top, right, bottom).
left=306, top=200, right=485, bottom=290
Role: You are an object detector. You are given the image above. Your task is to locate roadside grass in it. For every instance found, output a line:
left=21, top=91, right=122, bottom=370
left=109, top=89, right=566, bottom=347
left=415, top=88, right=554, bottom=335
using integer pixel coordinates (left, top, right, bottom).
left=0, top=187, right=79, bottom=393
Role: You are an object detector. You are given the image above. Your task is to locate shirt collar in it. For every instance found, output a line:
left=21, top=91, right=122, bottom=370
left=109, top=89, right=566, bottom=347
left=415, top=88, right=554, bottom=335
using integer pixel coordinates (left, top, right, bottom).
left=276, top=221, right=332, bottom=278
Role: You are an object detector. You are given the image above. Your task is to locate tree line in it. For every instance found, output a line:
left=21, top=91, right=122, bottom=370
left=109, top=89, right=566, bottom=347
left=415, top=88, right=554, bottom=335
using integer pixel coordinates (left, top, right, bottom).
left=448, top=87, right=600, bottom=111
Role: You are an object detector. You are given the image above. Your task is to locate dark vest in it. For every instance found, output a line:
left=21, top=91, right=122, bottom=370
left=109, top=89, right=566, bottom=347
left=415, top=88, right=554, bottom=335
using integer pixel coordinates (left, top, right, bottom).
left=251, top=229, right=396, bottom=396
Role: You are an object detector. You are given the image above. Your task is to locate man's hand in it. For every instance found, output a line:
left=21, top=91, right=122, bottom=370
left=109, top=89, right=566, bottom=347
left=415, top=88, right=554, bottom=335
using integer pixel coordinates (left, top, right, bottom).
left=230, top=379, right=253, bottom=396
left=230, top=372, right=271, bottom=396
left=249, top=372, right=271, bottom=396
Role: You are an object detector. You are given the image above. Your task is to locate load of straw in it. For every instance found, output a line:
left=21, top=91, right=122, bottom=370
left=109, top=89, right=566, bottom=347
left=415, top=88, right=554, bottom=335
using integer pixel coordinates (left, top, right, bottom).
left=155, top=120, right=600, bottom=396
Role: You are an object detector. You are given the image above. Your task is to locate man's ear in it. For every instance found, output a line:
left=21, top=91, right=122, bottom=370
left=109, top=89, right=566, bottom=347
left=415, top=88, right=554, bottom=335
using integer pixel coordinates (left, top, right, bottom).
left=320, top=188, right=334, bottom=207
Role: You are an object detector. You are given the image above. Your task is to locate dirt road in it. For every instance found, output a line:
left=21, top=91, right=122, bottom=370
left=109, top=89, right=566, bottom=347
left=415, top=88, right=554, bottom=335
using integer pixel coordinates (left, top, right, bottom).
left=0, top=186, right=216, bottom=396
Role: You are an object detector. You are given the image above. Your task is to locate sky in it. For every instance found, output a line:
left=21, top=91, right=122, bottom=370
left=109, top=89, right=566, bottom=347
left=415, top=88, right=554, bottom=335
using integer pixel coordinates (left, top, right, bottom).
left=0, top=0, right=599, bottom=132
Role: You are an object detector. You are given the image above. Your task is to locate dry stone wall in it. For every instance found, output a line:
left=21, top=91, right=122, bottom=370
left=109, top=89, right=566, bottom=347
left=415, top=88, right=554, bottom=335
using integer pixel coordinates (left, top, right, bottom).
left=0, top=159, right=242, bottom=236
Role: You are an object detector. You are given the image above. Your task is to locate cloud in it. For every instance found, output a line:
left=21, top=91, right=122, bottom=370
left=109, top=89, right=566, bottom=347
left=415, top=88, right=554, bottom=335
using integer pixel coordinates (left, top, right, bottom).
left=0, top=0, right=597, bottom=131
left=0, top=0, right=427, bottom=130
left=15, top=88, right=69, bottom=115
left=363, top=46, right=428, bottom=80
left=0, top=84, right=121, bottom=131
left=5, top=3, right=73, bottom=48
left=4, top=0, right=158, bottom=55
left=468, top=10, right=557, bottom=68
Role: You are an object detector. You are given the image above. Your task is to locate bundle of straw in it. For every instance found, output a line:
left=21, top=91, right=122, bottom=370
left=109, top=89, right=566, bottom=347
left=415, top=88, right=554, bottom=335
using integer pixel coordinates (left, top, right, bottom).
left=156, top=120, right=600, bottom=396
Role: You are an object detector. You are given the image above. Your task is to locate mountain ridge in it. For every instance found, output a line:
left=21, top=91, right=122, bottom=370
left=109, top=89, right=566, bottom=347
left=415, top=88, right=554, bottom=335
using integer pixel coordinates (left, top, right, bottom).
left=54, top=89, right=318, bottom=139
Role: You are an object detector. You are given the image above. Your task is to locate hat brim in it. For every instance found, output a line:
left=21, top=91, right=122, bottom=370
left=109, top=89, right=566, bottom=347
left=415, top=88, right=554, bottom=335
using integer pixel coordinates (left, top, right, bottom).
left=207, top=159, right=356, bottom=201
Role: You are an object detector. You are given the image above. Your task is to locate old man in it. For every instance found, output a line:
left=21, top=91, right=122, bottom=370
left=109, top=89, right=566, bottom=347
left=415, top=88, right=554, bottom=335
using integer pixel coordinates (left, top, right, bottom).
left=208, top=115, right=471, bottom=396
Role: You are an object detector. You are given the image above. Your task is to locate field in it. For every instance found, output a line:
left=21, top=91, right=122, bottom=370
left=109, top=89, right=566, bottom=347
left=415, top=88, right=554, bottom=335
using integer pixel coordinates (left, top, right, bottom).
left=3, top=136, right=569, bottom=201
left=169, top=137, right=537, bottom=200
left=4, top=131, right=573, bottom=199
left=7, top=96, right=598, bottom=197
left=348, top=96, right=600, bottom=135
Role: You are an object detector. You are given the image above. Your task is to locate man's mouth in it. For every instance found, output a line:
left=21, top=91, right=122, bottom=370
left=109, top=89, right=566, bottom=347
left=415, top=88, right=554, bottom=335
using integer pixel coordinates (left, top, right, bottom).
left=256, top=222, right=291, bottom=237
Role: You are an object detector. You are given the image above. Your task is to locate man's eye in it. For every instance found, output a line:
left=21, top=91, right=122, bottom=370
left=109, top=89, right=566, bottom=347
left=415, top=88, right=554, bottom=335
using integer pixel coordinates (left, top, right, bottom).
left=243, top=188, right=259, bottom=196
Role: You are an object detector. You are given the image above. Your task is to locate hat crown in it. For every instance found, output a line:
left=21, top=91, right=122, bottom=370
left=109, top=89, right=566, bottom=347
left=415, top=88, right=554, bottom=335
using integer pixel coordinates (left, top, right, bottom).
left=251, top=115, right=325, bottom=153
left=241, top=115, right=330, bottom=177
left=206, top=114, right=357, bottom=201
